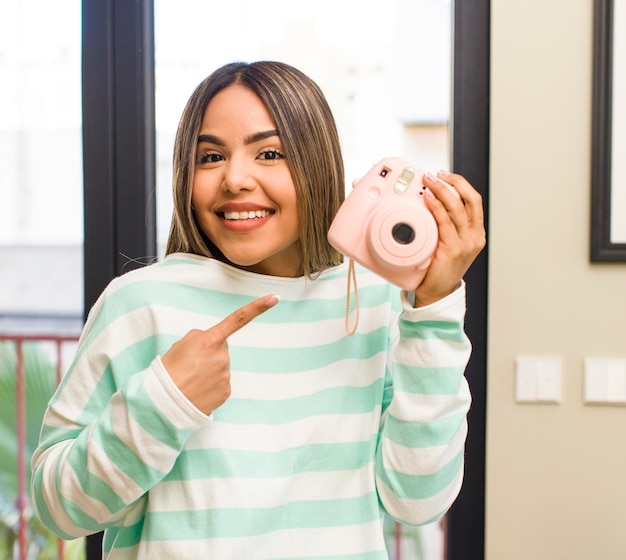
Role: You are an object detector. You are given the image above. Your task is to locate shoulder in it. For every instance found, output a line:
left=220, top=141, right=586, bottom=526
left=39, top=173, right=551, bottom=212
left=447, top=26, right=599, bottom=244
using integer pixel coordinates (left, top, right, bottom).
left=98, top=253, right=223, bottom=299
left=83, top=254, right=217, bottom=328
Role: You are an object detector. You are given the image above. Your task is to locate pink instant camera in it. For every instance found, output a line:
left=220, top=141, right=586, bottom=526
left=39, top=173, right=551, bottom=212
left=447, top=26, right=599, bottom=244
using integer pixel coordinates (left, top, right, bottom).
left=328, top=157, right=438, bottom=290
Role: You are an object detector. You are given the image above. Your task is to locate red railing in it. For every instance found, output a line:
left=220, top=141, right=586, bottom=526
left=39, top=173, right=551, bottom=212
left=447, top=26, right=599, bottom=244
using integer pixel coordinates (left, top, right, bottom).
left=0, top=334, right=79, bottom=560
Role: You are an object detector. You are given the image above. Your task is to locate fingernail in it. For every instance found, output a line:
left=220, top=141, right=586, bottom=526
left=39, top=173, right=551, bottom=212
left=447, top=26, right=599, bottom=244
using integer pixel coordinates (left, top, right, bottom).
left=425, top=172, right=437, bottom=183
left=267, top=294, right=281, bottom=306
left=438, top=169, right=452, bottom=176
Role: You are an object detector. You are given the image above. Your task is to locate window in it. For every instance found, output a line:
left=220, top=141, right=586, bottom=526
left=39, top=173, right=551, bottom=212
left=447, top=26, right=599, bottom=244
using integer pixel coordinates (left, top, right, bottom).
left=154, top=0, right=452, bottom=257
left=0, top=0, right=84, bottom=332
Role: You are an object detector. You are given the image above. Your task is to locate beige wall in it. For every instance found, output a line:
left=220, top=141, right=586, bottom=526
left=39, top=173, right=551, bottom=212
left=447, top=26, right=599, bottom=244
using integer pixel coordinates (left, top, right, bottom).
left=487, top=1, right=626, bottom=558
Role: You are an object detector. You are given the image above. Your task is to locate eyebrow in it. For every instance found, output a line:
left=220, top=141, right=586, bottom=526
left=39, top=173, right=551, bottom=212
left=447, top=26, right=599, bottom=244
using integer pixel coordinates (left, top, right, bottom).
left=197, top=129, right=280, bottom=146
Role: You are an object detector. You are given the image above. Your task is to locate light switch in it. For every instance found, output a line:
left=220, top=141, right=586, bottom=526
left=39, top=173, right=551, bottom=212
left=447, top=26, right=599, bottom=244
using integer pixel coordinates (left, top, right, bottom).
left=515, top=357, right=562, bottom=403
left=584, top=358, right=626, bottom=405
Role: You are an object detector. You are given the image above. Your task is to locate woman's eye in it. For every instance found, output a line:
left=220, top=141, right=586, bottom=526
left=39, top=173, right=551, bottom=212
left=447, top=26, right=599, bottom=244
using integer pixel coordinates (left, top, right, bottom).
left=258, top=149, right=285, bottom=161
left=198, top=152, right=224, bottom=165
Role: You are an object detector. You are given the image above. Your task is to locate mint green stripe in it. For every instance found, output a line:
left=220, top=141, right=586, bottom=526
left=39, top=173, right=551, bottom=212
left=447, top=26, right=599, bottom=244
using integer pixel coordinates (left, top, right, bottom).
left=384, top=412, right=466, bottom=449
left=142, top=493, right=380, bottom=541
left=399, top=317, right=466, bottom=343
left=376, top=450, right=463, bottom=500
left=216, top=381, right=384, bottom=424
left=38, top=425, right=82, bottom=450
left=393, top=364, right=466, bottom=395
left=165, top=439, right=374, bottom=481
left=104, top=518, right=145, bottom=550
left=230, top=327, right=388, bottom=373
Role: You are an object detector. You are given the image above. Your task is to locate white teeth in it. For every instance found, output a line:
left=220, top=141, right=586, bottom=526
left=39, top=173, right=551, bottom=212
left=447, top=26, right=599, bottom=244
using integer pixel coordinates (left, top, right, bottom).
left=223, top=210, right=271, bottom=220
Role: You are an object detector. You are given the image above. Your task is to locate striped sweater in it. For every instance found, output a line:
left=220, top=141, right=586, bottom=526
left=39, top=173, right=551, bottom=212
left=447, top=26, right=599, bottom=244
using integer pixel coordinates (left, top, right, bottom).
left=32, top=253, right=472, bottom=559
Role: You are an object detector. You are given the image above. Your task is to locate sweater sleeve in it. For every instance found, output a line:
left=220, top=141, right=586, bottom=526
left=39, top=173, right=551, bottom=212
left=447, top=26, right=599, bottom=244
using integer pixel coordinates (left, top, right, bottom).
left=376, top=283, right=472, bottom=526
left=30, top=290, right=210, bottom=539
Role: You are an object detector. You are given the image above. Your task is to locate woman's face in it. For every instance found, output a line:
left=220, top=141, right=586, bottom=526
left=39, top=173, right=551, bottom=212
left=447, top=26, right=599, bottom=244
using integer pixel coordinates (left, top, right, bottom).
left=191, top=84, right=302, bottom=277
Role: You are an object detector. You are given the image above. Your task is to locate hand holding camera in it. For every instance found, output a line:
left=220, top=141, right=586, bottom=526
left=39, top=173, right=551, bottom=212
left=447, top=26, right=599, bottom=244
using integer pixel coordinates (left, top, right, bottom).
left=328, top=157, right=449, bottom=290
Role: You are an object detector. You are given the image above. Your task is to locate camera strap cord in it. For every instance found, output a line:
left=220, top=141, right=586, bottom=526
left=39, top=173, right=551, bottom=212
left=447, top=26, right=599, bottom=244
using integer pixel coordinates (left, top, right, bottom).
left=345, top=258, right=360, bottom=336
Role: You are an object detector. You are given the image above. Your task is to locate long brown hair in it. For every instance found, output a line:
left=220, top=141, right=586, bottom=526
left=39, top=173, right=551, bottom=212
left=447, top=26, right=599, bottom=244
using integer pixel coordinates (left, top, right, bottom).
left=165, top=61, right=345, bottom=277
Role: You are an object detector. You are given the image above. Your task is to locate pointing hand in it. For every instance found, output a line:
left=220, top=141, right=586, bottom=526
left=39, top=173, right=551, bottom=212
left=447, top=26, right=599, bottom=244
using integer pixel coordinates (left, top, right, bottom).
left=161, top=294, right=280, bottom=414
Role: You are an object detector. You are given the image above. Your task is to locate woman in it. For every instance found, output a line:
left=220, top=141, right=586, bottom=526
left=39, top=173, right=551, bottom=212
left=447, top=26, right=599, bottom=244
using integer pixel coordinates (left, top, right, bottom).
left=32, top=61, right=485, bottom=559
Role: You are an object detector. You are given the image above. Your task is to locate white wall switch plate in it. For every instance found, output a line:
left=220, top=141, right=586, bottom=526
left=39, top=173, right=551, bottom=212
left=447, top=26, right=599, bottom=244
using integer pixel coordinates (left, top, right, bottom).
left=584, top=358, right=626, bottom=405
left=515, top=356, right=562, bottom=403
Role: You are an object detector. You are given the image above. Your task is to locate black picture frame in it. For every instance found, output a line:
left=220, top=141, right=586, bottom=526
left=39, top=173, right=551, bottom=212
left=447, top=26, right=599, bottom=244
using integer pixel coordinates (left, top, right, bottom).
left=591, top=0, right=626, bottom=261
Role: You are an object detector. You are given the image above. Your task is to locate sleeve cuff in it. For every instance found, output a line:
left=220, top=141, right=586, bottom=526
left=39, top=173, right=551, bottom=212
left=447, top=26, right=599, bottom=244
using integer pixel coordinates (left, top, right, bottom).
left=400, top=281, right=466, bottom=322
left=151, top=356, right=215, bottom=426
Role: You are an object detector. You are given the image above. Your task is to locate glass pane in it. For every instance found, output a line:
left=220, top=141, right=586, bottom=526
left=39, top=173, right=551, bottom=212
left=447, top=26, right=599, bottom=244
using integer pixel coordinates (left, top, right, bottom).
left=155, top=0, right=452, bottom=258
left=0, top=3, right=84, bottom=558
left=0, top=0, right=84, bottom=334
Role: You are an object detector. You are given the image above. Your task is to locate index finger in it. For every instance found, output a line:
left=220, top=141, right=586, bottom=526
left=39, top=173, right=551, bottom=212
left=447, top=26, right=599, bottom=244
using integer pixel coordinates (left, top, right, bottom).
left=211, top=294, right=280, bottom=340
left=436, top=171, right=484, bottom=220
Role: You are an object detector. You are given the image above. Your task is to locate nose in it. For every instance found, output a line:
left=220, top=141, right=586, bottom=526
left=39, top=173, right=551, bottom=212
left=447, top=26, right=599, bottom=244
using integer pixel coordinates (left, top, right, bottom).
left=222, top=156, right=257, bottom=193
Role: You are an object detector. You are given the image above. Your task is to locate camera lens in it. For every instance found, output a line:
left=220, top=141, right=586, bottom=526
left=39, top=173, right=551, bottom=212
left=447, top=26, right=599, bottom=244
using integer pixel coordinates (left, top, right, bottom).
left=392, top=223, right=415, bottom=245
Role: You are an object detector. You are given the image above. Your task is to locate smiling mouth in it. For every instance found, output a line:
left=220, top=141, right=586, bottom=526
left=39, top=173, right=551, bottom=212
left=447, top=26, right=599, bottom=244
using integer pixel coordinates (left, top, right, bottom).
left=220, top=210, right=274, bottom=220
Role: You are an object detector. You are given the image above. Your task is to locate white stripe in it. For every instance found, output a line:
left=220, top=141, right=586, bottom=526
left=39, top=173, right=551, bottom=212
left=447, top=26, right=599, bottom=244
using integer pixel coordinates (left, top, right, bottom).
left=400, top=281, right=466, bottom=322
left=395, top=337, right=470, bottom=369
left=185, top=408, right=381, bottom=452
left=105, top=544, right=138, bottom=560
left=152, top=466, right=376, bottom=512
left=377, top=467, right=464, bottom=525
left=229, top=355, right=386, bottom=400
left=388, top=381, right=471, bottom=423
